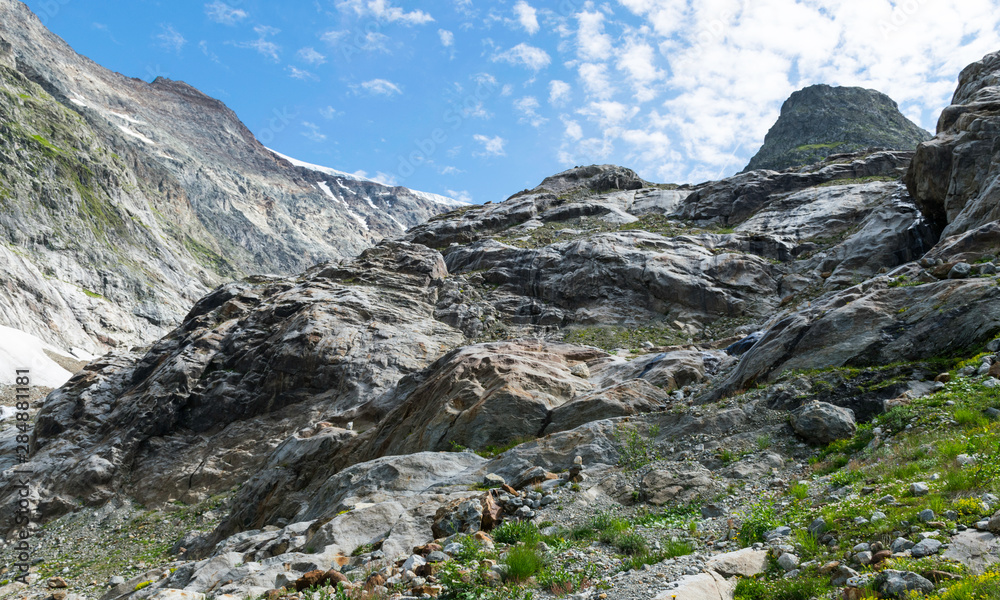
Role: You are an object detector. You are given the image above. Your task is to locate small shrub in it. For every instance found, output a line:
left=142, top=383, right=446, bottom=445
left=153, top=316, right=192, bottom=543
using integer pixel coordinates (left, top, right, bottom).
left=612, top=531, right=648, bottom=556
left=615, top=424, right=660, bottom=470
left=493, top=521, right=541, bottom=545
left=788, top=482, right=809, bottom=500
left=756, top=434, right=773, bottom=450
left=737, top=500, right=779, bottom=546
left=503, top=545, right=546, bottom=583
left=932, top=567, right=1000, bottom=599
left=734, top=575, right=834, bottom=600
left=954, top=407, right=989, bottom=429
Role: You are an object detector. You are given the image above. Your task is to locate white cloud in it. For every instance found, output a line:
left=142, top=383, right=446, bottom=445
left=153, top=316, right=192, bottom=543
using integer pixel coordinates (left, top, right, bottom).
left=549, top=80, right=571, bottom=106
left=493, top=42, right=551, bottom=71
left=440, top=165, right=463, bottom=175
left=336, top=0, right=434, bottom=25
left=320, top=106, right=341, bottom=119
left=320, top=30, right=348, bottom=45
left=288, top=66, right=317, bottom=81
left=439, top=29, right=455, bottom=47
left=562, top=116, right=583, bottom=141
left=576, top=10, right=613, bottom=62
left=204, top=2, right=247, bottom=25
left=514, top=1, right=540, bottom=35
left=577, top=101, right=639, bottom=130
left=446, top=189, right=474, bottom=203
left=617, top=39, right=664, bottom=102
left=577, top=62, right=613, bottom=99
left=234, top=25, right=280, bottom=62
left=297, top=47, right=326, bottom=65
left=514, top=96, right=547, bottom=128
left=357, top=78, right=402, bottom=96
left=301, top=122, right=326, bottom=142
left=372, top=171, right=399, bottom=186
left=473, top=134, right=506, bottom=157
left=155, top=24, right=186, bottom=53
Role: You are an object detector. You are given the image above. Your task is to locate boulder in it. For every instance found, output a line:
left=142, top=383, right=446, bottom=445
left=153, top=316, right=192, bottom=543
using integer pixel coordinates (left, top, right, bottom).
left=543, top=380, right=668, bottom=435
left=874, top=570, right=935, bottom=599
left=641, top=465, right=714, bottom=505
left=652, top=571, right=734, bottom=600
left=790, top=402, right=857, bottom=445
left=431, top=499, right=483, bottom=539
left=704, top=548, right=768, bottom=577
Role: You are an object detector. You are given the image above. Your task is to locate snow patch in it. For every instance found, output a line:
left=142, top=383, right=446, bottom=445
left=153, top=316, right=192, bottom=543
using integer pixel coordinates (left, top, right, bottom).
left=317, top=183, right=368, bottom=231
left=109, top=110, right=147, bottom=125
left=0, top=326, right=83, bottom=388
left=117, top=124, right=156, bottom=145
left=267, top=148, right=467, bottom=207
left=69, top=96, right=89, bottom=108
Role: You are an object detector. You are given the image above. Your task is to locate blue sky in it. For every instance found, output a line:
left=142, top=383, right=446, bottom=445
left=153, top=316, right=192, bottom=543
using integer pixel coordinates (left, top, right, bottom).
left=23, top=0, right=1000, bottom=204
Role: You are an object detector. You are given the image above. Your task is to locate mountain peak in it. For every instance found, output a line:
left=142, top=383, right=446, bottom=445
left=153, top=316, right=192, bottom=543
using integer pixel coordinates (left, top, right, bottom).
left=743, top=84, right=932, bottom=172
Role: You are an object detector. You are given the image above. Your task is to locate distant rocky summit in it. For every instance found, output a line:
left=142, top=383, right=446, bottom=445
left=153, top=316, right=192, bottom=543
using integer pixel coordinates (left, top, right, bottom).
left=744, top=84, right=932, bottom=172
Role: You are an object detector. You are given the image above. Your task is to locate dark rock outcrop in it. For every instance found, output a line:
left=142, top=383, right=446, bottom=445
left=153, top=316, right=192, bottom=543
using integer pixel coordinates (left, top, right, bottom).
left=744, top=85, right=931, bottom=173
left=906, top=49, right=1000, bottom=237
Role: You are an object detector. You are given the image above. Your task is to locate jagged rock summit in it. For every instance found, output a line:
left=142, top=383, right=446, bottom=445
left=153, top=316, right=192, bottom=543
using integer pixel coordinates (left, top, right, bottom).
left=744, top=84, right=932, bottom=172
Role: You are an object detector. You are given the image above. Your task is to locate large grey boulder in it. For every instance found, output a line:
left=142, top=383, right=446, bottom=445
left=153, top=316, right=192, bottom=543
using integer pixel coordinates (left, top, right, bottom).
left=704, top=548, right=769, bottom=577
left=874, top=570, right=935, bottom=599
left=790, top=402, right=857, bottom=444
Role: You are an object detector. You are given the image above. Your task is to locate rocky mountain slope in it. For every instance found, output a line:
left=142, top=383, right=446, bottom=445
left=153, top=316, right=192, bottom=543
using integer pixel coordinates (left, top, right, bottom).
left=744, top=84, right=932, bottom=172
left=5, top=32, right=1000, bottom=600
left=0, top=0, right=461, bottom=355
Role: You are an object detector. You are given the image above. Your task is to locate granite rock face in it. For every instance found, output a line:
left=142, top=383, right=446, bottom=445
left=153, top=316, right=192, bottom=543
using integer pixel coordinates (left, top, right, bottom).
left=907, top=49, right=1000, bottom=237
left=745, top=84, right=931, bottom=172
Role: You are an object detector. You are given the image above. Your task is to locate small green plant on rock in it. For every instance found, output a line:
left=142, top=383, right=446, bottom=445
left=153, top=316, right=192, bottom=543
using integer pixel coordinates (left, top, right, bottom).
left=615, top=424, right=660, bottom=470
left=736, top=500, right=779, bottom=546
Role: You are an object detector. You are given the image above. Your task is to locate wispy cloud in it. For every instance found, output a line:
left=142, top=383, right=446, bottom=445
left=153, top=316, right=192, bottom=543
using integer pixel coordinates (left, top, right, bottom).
left=356, top=78, right=402, bottom=96
left=473, top=134, right=506, bottom=157
left=336, top=0, right=434, bottom=25
left=438, top=29, right=455, bottom=47
left=297, top=47, right=326, bottom=65
left=319, top=106, right=341, bottom=119
left=513, top=1, right=540, bottom=35
left=155, top=24, right=186, bottom=53
left=446, top=189, right=473, bottom=203
left=301, top=122, right=326, bottom=142
left=204, top=1, right=247, bottom=25
left=288, top=66, right=318, bottom=81
left=492, top=42, right=550, bottom=71
left=233, top=25, right=281, bottom=62
left=549, top=80, right=571, bottom=106
left=514, top=96, right=547, bottom=128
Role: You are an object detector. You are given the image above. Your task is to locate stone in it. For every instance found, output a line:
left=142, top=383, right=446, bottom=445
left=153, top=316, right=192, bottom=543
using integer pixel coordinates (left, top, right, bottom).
left=807, top=517, right=827, bottom=538
left=509, top=466, right=557, bottom=490
left=701, top=504, right=727, bottom=518
left=919, top=509, right=935, bottom=522
left=703, top=548, right=769, bottom=577
left=48, top=578, right=68, bottom=589
left=147, top=591, right=207, bottom=600
left=942, top=530, right=1000, bottom=574
left=991, top=363, right=1000, bottom=380
left=877, top=495, right=896, bottom=505
left=891, top=537, right=915, bottom=553
left=830, top=565, right=859, bottom=587
left=789, top=402, right=857, bottom=445
left=874, top=570, right=935, bottom=599
left=651, top=571, right=734, bottom=600
left=432, top=499, right=484, bottom=539
left=108, top=577, right=125, bottom=587
left=871, top=550, right=893, bottom=565
left=854, top=551, right=873, bottom=565
left=909, top=482, right=930, bottom=496
left=401, top=555, right=426, bottom=572
left=777, top=553, right=799, bottom=571
left=483, top=474, right=505, bottom=487
left=949, top=262, right=973, bottom=279
left=641, top=465, right=714, bottom=506
left=910, top=538, right=942, bottom=558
